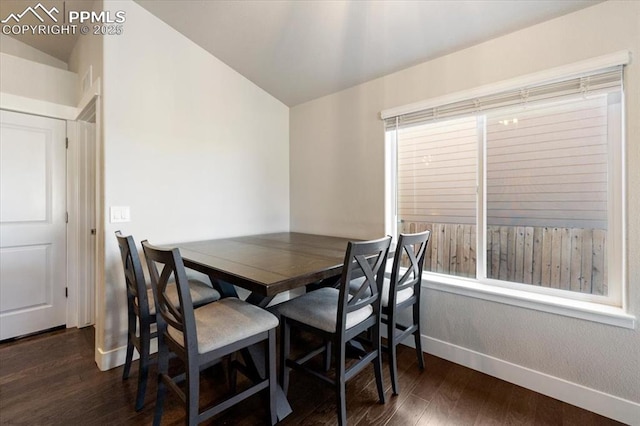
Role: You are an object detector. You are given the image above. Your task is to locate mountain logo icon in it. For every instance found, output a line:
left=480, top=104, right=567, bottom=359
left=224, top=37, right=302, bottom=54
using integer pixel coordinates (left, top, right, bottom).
left=1, top=3, right=59, bottom=24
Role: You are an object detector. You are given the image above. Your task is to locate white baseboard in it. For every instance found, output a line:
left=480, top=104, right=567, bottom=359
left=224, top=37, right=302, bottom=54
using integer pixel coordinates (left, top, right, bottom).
left=421, top=335, right=639, bottom=426
left=95, top=340, right=158, bottom=372
left=96, top=344, right=129, bottom=371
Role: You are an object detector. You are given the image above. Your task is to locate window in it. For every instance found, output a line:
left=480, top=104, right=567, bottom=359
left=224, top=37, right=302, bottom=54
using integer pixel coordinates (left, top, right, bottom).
left=384, top=61, right=625, bottom=308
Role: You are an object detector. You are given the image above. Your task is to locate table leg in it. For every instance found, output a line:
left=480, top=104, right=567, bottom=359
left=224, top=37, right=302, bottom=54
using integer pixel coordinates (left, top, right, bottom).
left=245, top=292, right=274, bottom=307
left=239, top=293, right=292, bottom=421
left=275, top=385, right=293, bottom=419
left=208, top=277, right=239, bottom=299
left=237, top=343, right=291, bottom=420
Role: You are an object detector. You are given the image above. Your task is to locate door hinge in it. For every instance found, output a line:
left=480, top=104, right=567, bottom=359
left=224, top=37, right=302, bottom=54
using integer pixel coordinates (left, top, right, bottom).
left=66, top=137, right=69, bottom=149
left=65, top=287, right=68, bottom=298
left=65, top=212, right=69, bottom=223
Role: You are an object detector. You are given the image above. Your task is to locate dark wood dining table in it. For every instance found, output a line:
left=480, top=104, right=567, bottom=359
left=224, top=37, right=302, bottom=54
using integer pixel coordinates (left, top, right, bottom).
left=170, top=232, right=360, bottom=421
left=175, top=232, right=357, bottom=306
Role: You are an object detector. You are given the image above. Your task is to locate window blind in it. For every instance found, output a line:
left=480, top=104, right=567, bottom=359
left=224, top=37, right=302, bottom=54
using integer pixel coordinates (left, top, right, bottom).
left=383, top=66, right=623, bottom=130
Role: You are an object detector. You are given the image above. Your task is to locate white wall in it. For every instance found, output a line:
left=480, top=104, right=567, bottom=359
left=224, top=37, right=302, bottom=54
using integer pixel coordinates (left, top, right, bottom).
left=0, top=53, right=76, bottom=106
left=290, top=0, right=640, bottom=422
left=68, top=0, right=103, bottom=105
left=0, top=34, right=68, bottom=70
left=291, top=79, right=387, bottom=239
left=96, top=0, right=289, bottom=360
left=0, top=51, right=77, bottom=119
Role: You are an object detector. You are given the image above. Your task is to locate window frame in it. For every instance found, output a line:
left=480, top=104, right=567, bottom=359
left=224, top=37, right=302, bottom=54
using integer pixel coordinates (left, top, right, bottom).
left=383, top=52, right=634, bottom=328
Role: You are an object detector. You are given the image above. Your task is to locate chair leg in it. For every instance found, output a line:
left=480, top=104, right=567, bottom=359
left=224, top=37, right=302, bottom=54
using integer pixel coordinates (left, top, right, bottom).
left=372, top=323, right=386, bottom=403
left=266, top=329, right=278, bottom=426
left=413, top=304, right=425, bottom=370
left=389, top=341, right=399, bottom=396
left=122, top=333, right=134, bottom=380
left=279, top=317, right=291, bottom=394
left=323, top=340, right=332, bottom=371
left=123, top=310, right=136, bottom=380
left=186, top=359, right=200, bottom=426
left=228, top=353, right=238, bottom=394
left=336, top=379, right=347, bottom=426
left=135, top=327, right=151, bottom=411
left=153, top=339, right=169, bottom=426
left=335, top=341, right=347, bottom=426
left=388, top=319, right=400, bottom=395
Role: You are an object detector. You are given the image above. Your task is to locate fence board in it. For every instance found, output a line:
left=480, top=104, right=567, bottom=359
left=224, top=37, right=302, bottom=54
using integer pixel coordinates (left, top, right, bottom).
left=490, top=227, right=500, bottom=278
left=560, top=228, right=571, bottom=291
left=550, top=228, right=562, bottom=288
left=580, top=232, right=593, bottom=293
left=570, top=228, right=583, bottom=292
left=470, top=224, right=477, bottom=278
left=507, top=226, right=517, bottom=282
left=592, top=229, right=606, bottom=295
left=424, top=223, right=433, bottom=270
left=462, top=224, right=473, bottom=277
left=449, top=224, right=459, bottom=274
left=523, top=227, right=534, bottom=284
left=399, top=221, right=606, bottom=296
left=532, top=227, right=543, bottom=285
left=499, top=227, right=509, bottom=281
left=541, top=227, right=553, bottom=286
left=515, top=226, right=525, bottom=283
left=435, top=224, right=445, bottom=272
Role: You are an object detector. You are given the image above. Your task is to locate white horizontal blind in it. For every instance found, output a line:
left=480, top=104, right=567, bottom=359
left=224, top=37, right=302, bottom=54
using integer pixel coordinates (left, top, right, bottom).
left=384, top=67, right=622, bottom=130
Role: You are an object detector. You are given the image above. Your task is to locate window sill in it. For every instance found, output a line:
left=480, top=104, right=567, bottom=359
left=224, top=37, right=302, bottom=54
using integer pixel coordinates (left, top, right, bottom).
left=422, top=274, right=636, bottom=329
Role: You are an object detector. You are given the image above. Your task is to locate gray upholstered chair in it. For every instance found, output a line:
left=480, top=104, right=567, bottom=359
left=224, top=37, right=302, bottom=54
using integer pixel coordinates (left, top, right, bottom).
left=348, top=231, right=429, bottom=395
left=382, top=231, right=430, bottom=395
left=278, top=236, right=392, bottom=425
left=115, top=231, right=220, bottom=411
left=141, top=240, right=279, bottom=426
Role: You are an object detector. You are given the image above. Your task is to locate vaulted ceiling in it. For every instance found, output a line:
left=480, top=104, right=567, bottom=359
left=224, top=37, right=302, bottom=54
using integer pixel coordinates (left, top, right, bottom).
left=1, top=0, right=602, bottom=106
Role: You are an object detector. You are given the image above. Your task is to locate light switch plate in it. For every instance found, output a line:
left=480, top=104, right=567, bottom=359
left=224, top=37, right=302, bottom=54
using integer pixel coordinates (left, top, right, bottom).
left=110, top=206, right=130, bottom=223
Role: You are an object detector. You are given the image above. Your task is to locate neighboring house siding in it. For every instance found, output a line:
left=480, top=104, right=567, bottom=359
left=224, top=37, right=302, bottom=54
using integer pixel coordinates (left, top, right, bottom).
left=486, top=96, right=608, bottom=228
left=397, top=116, right=477, bottom=225
left=397, top=96, right=608, bottom=229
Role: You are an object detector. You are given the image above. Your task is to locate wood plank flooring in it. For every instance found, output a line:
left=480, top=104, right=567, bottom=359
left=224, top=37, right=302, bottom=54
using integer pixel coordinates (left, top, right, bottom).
left=0, top=327, right=623, bottom=425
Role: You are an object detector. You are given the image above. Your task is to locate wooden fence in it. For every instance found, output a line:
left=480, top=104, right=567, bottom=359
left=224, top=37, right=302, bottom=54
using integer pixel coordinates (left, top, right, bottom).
left=399, top=222, right=607, bottom=295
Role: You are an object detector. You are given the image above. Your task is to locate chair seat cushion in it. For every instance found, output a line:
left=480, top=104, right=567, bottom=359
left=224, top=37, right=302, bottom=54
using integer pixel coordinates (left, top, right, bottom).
left=147, top=279, right=220, bottom=315
left=349, top=275, right=414, bottom=308
left=167, top=297, right=279, bottom=353
left=276, top=287, right=373, bottom=333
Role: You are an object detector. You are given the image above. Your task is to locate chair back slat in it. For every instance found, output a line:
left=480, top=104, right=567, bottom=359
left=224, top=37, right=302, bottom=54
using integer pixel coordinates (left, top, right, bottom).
left=115, top=231, right=152, bottom=318
left=142, top=241, right=197, bottom=353
left=338, top=236, right=391, bottom=330
left=390, top=231, right=430, bottom=301
left=347, top=254, right=378, bottom=307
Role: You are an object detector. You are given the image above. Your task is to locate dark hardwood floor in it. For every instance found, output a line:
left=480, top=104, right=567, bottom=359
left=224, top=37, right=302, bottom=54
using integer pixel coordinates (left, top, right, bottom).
left=0, top=327, right=623, bottom=425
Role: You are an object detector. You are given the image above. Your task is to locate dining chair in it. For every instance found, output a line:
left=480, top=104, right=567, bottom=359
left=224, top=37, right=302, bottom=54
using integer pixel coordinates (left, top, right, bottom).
left=115, top=231, right=220, bottom=411
left=382, top=230, right=430, bottom=395
left=141, top=240, right=279, bottom=426
left=278, top=236, right=392, bottom=425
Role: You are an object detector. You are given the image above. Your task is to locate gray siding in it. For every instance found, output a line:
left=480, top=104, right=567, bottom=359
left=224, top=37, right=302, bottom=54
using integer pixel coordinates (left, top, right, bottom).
left=397, top=96, right=609, bottom=229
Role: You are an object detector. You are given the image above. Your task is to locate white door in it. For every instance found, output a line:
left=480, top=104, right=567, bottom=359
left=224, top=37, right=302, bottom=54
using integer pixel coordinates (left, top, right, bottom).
left=0, top=110, right=67, bottom=340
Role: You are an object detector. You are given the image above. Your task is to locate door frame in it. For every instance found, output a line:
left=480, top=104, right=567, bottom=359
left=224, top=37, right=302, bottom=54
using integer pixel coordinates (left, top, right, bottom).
left=67, top=104, right=97, bottom=328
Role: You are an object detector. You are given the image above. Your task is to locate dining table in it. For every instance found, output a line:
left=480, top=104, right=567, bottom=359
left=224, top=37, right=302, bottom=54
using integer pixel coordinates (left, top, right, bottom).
left=170, top=232, right=363, bottom=421
left=175, top=232, right=358, bottom=306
